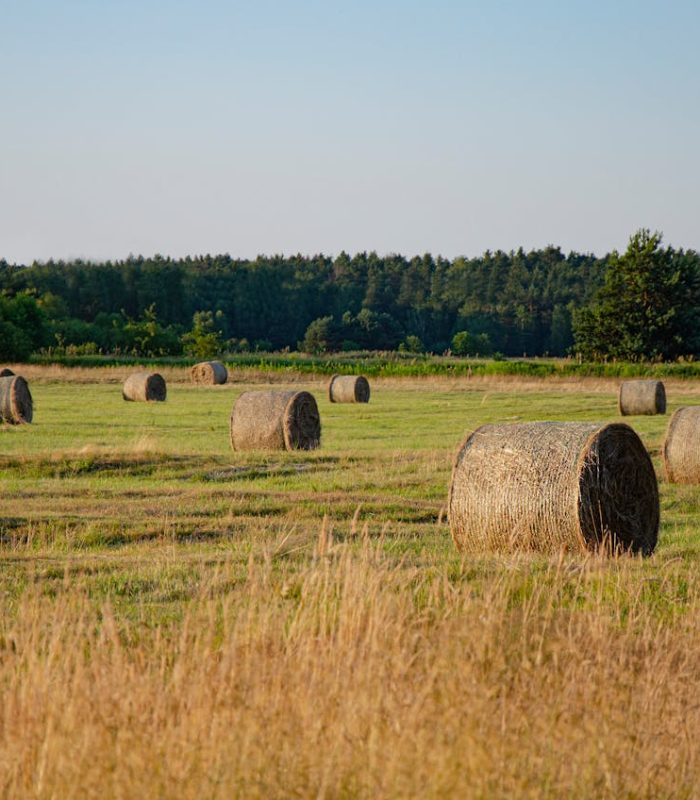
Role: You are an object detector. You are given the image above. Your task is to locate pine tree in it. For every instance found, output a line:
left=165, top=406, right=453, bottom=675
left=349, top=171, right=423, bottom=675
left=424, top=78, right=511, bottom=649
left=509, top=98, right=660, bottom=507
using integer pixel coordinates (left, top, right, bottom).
left=573, top=230, right=700, bottom=361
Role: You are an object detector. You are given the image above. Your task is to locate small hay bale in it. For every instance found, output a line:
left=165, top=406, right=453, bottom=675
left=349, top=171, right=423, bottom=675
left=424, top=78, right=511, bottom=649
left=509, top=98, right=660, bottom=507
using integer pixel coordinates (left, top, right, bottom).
left=448, top=421, right=658, bottom=555
left=122, top=372, right=167, bottom=402
left=230, top=390, right=321, bottom=451
left=328, top=374, right=370, bottom=403
left=0, top=375, right=33, bottom=424
left=191, top=361, right=228, bottom=385
left=663, top=406, right=700, bottom=483
left=618, top=380, right=666, bottom=415
left=0, top=368, right=14, bottom=377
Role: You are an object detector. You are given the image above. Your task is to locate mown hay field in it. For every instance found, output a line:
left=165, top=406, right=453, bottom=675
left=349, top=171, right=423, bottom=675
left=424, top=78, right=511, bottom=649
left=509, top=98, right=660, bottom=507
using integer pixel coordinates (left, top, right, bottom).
left=2, top=367, right=700, bottom=798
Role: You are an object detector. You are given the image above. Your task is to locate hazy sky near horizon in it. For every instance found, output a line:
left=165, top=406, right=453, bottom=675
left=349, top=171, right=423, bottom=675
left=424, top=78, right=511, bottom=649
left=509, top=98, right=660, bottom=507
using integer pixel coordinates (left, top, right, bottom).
left=1, top=0, right=699, bottom=263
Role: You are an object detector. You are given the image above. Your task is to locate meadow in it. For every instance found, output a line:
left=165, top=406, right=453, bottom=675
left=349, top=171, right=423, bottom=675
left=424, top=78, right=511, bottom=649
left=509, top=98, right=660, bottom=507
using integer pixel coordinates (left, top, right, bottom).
left=2, top=366, right=700, bottom=798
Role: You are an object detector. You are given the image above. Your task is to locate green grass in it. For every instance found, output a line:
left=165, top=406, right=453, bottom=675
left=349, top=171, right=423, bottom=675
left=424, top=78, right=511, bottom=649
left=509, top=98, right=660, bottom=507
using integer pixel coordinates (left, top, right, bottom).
left=1, top=373, right=699, bottom=623
left=29, top=350, right=700, bottom=379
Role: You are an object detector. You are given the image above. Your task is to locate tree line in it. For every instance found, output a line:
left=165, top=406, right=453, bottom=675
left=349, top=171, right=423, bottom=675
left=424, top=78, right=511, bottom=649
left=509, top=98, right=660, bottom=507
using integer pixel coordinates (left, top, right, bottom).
left=0, top=230, right=697, bottom=361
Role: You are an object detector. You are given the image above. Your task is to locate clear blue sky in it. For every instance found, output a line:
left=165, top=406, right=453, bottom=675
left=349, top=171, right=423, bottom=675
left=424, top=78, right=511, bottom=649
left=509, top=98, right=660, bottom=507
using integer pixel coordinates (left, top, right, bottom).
left=1, top=0, right=698, bottom=263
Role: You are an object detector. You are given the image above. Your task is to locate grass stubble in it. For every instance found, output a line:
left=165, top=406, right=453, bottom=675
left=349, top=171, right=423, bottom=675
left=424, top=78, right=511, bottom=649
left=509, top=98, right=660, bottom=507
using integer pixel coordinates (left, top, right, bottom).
left=0, top=368, right=700, bottom=798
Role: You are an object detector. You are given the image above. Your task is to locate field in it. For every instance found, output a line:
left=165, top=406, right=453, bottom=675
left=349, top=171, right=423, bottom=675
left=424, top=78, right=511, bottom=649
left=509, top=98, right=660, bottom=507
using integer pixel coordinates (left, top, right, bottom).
left=2, top=366, right=700, bottom=798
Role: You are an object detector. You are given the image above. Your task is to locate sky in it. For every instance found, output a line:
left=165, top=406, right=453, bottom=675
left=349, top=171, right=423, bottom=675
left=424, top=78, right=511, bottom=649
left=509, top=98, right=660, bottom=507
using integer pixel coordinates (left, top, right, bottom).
left=1, top=0, right=699, bottom=263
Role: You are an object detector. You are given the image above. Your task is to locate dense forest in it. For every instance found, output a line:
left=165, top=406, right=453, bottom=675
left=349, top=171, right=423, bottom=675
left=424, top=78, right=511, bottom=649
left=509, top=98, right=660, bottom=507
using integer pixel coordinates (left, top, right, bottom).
left=0, top=247, right=605, bottom=359
left=0, top=232, right=697, bottom=360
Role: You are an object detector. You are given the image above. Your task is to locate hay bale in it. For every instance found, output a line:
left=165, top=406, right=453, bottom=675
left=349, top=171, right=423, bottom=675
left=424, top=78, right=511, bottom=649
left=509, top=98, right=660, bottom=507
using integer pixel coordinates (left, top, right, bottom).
left=662, top=406, right=700, bottom=483
left=0, top=375, right=33, bottom=424
left=122, top=372, right=167, bottom=402
left=328, top=374, right=370, bottom=403
left=191, top=361, right=228, bottom=385
left=618, top=380, right=666, bottom=415
left=230, top=390, right=321, bottom=451
left=448, top=421, right=658, bottom=555
left=0, top=368, right=14, bottom=377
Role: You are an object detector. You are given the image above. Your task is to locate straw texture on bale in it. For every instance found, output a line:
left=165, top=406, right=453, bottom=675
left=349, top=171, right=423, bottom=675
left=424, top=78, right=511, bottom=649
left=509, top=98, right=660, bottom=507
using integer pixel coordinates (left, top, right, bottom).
left=122, top=372, right=167, bottom=402
left=0, top=368, right=14, bottom=377
left=0, top=375, right=33, bottom=424
left=663, top=406, right=700, bottom=483
left=328, top=374, right=370, bottom=403
left=191, top=361, right=228, bottom=385
left=230, top=390, right=321, bottom=451
left=448, top=421, right=658, bottom=555
left=618, top=380, right=666, bottom=416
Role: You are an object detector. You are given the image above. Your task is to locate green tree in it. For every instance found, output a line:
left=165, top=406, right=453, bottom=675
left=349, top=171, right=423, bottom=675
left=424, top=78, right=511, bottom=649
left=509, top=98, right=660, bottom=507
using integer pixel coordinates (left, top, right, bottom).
left=398, top=335, right=425, bottom=354
left=181, top=310, right=224, bottom=358
left=300, top=316, right=337, bottom=354
left=451, top=331, right=493, bottom=356
left=0, top=292, right=49, bottom=360
left=549, top=304, right=573, bottom=356
left=573, top=230, right=700, bottom=361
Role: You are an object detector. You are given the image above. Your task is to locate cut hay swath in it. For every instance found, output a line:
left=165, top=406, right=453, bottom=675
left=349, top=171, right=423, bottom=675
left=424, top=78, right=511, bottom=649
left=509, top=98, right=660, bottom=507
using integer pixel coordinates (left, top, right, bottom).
left=122, top=372, right=167, bottom=402
left=328, top=374, right=370, bottom=403
left=448, top=421, right=658, bottom=555
left=0, top=375, right=33, bottom=424
left=618, top=380, right=666, bottom=415
left=663, top=406, right=700, bottom=483
left=0, top=368, right=14, bottom=377
left=191, top=361, right=228, bottom=385
left=230, top=390, right=321, bottom=451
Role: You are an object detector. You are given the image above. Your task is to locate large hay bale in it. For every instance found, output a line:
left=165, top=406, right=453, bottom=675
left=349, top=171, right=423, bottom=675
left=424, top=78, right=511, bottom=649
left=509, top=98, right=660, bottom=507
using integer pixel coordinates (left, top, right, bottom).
left=618, top=380, right=666, bottom=415
left=448, top=421, right=658, bottom=555
left=663, top=406, right=700, bottom=483
left=122, top=372, right=167, bottom=402
left=0, top=368, right=14, bottom=377
left=0, top=375, right=33, bottom=424
left=230, top=390, right=321, bottom=451
left=191, top=361, right=228, bottom=385
left=328, top=374, right=370, bottom=403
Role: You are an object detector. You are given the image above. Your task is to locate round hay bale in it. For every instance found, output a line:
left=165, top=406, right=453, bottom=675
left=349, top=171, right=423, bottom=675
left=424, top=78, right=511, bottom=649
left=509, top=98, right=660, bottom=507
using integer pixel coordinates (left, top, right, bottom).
left=618, top=380, right=666, bottom=416
left=0, top=368, right=14, bottom=377
left=448, top=421, right=658, bottom=555
left=662, top=406, right=700, bottom=483
left=122, top=372, right=167, bottom=402
left=328, top=374, right=370, bottom=403
left=0, top=375, right=33, bottom=424
left=230, top=390, right=321, bottom=451
left=191, top=361, right=228, bottom=385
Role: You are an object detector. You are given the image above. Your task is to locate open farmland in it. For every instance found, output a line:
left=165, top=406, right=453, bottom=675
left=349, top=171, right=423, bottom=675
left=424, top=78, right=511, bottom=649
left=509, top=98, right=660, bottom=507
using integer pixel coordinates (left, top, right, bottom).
left=2, top=367, right=700, bottom=798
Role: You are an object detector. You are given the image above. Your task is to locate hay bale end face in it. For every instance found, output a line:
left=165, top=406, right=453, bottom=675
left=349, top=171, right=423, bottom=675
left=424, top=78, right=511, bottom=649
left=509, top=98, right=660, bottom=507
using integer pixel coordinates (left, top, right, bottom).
left=448, top=421, right=659, bottom=556
left=122, top=372, right=167, bottom=402
left=618, top=380, right=666, bottom=415
left=0, top=368, right=14, bottom=377
left=328, top=374, right=370, bottom=403
left=663, top=406, right=700, bottom=483
left=0, top=375, right=33, bottom=424
left=230, top=390, right=321, bottom=451
left=191, top=361, right=228, bottom=385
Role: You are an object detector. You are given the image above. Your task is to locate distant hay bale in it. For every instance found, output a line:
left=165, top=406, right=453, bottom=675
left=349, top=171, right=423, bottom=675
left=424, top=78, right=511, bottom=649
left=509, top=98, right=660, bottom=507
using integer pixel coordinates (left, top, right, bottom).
left=663, top=406, right=700, bottom=483
left=618, top=380, right=666, bottom=415
left=448, top=421, right=658, bottom=555
left=0, top=375, right=33, bottom=424
left=122, top=372, right=167, bottom=402
left=0, top=368, right=14, bottom=377
left=191, top=361, right=228, bottom=385
left=328, top=374, right=370, bottom=403
left=230, top=390, right=321, bottom=451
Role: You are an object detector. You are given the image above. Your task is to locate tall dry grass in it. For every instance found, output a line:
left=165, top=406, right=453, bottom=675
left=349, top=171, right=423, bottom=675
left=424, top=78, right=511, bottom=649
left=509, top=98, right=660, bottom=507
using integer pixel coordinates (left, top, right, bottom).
left=0, top=536, right=698, bottom=799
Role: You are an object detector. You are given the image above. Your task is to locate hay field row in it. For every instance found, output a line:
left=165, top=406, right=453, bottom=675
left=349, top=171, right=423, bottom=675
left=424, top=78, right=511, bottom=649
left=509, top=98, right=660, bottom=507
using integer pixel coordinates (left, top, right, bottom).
left=1, top=369, right=700, bottom=798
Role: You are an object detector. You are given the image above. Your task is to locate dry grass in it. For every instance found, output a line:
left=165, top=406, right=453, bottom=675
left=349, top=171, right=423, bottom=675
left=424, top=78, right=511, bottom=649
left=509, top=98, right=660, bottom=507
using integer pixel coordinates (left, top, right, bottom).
left=0, top=539, right=699, bottom=799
